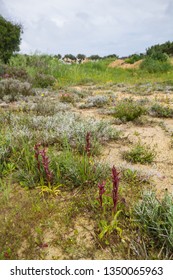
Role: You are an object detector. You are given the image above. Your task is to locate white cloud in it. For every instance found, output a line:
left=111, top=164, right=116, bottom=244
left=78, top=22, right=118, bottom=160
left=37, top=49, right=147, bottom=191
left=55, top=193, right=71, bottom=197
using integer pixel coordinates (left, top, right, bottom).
left=0, top=0, right=173, bottom=56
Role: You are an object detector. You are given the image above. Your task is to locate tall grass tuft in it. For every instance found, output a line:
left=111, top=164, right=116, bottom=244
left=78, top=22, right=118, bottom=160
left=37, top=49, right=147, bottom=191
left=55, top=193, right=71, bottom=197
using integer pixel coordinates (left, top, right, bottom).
left=134, top=190, right=173, bottom=255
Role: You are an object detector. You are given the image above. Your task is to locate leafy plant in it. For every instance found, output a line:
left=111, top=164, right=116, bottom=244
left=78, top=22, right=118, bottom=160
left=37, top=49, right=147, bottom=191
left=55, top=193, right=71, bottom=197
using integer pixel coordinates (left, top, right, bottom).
left=149, top=51, right=169, bottom=62
left=38, top=184, right=61, bottom=197
left=59, top=93, right=75, bottom=103
left=0, top=65, right=29, bottom=81
left=123, top=142, right=156, bottom=164
left=0, top=132, right=13, bottom=176
left=140, top=57, right=172, bottom=73
left=85, top=95, right=109, bottom=108
left=32, top=73, right=56, bottom=88
left=150, top=103, right=173, bottom=118
left=125, top=53, right=144, bottom=64
left=146, top=41, right=173, bottom=57
left=121, top=167, right=150, bottom=186
left=134, top=190, right=173, bottom=254
left=98, top=210, right=122, bottom=240
left=0, top=78, right=35, bottom=102
left=113, top=99, right=145, bottom=122
left=50, top=147, right=109, bottom=189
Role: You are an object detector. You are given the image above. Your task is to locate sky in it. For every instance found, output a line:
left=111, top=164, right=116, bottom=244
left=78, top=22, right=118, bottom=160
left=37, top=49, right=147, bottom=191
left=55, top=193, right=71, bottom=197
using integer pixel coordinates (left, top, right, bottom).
left=0, top=0, right=173, bottom=57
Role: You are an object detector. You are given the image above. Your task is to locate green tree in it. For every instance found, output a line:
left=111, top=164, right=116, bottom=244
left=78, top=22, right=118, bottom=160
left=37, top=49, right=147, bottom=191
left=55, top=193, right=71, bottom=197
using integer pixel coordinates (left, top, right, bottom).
left=0, top=15, right=22, bottom=63
left=146, top=41, right=173, bottom=57
left=76, top=54, right=86, bottom=60
left=63, top=54, right=76, bottom=61
left=88, top=54, right=102, bottom=60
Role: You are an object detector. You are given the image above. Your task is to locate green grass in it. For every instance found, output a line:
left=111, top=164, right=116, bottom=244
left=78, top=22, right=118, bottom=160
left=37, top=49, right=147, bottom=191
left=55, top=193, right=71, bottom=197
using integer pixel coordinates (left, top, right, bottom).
left=134, top=190, right=173, bottom=257
left=7, top=54, right=173, bottom=88
left=140, top=57, right=172, bottom=73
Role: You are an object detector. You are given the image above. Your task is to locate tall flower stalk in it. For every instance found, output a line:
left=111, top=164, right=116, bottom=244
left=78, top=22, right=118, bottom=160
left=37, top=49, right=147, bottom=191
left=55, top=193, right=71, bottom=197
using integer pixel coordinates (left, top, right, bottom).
left=85, top=132, right=91, bottom=157
left=112, top=165, right=120, bottom=211
left=34, top=144, right=53, bottom=185
left=39, top=148, right=53, bottom=184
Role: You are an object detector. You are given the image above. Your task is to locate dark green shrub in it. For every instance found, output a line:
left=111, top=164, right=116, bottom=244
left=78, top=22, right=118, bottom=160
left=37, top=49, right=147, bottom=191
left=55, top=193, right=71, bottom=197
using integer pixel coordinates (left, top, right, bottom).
left=146, top=41, right=173, bottom=56
left=0, top=16, right=22, bottom=63
left=125, top=53, right=144, bottom=64
left=54, top=54, right=62, bottom=59
left=76, top=54, right=86, bottom=60
left=103, top=54, right=118, bottom=59
left=150, top=51, right=169, bottom=62
left=0, top=64, right=6, bottom=76
left=88, top=55, right=102, bottom=60
left=113, top=99, right=146, bottom=122
left=63, top=54, right=76, bottom=61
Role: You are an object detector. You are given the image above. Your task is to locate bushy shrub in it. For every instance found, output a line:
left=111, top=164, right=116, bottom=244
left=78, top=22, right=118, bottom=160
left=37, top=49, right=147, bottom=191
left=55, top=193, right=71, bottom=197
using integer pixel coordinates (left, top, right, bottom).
left=85, top=95, right=109, bottom=108
left=134, top=191, right=173, bottom=254
left=25, top=101, right=71, bottom=116
left=59, top=93, right=75, bottom=103
left=140, top=57, right=172, bottom=73
left=113, top=99, right=145, bottom=122
left=125, top=53, right=144, bottom=64
left=150, top=103, right=173, bottom=118
left=0, top=65, right=29, bottom=81
left=0, top=64, right=6, bottom=77
left=149, top=51, right=169, bottom=62
left=0, top=78, right=35, bottom=102
left=103, top=54, right=118, bottom=59
left=4, top=111, right=121, bottom=154
left=32, top=73, right=56, bottom=88
left=146, top=41, right=173, bottom=56
left=123, top=142, right=156, bottom=164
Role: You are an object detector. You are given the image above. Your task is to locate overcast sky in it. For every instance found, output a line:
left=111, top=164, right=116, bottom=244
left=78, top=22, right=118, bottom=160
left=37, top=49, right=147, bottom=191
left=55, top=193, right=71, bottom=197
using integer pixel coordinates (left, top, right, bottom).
left=0, top=0, right=173, bottom=57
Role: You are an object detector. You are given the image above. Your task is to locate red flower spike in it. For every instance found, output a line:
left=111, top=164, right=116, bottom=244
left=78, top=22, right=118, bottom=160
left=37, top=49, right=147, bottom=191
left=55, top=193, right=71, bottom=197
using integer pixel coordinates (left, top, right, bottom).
left=34, top=144, right=53, bottom=184
left=85, top=132, right=91, bottom=157
left=112, top=165, right=120, bottom=211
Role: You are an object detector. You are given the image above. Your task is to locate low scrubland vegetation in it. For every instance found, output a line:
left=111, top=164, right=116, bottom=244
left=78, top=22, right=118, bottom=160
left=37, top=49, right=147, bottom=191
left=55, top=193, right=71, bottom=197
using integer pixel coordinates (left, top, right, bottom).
left=1, top=44, right=173, bottom=260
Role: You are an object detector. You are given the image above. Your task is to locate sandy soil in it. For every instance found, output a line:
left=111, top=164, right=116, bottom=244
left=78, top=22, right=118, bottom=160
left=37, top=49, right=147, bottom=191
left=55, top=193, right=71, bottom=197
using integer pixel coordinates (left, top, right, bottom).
left=72, top=86, right=173, bottom=195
